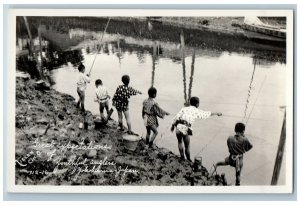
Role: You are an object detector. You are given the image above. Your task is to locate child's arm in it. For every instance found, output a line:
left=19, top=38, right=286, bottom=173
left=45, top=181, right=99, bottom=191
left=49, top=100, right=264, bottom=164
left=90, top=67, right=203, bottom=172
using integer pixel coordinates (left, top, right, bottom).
left=84, top=74, right=91, bottom=83
left=153, top=103, right=169, bottom=119
left=129, top=87, right=142, bottom=96
left=211, top=112, right=222, bottom=116
left=196, top=110, right=222, bottom=119
left=106, top=88, right=110, bottom=99
left=94, top=90, right=99, bottom=102
left=244, top=138, right=253, bottom=152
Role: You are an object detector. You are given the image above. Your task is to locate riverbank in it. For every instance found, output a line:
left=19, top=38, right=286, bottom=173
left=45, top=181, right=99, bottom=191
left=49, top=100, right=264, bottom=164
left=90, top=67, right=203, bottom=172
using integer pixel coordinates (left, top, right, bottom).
left=15, top=77, right=225, bottom=186
left=113, top=16, right=286, bottom=38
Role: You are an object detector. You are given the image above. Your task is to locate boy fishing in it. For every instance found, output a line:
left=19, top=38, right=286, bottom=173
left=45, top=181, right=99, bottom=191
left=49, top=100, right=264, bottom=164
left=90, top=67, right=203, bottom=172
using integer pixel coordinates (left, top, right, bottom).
left=112, top=75, right=142, bottom=134
left=76, top=63, right=90, bottom=112
left=171, top=97, right=222, bottom=162
left=142, top=87, right=169, bottom=148
left=214, top=122, right=253, bottom=186
left=94, top=79, right=111, bottom=120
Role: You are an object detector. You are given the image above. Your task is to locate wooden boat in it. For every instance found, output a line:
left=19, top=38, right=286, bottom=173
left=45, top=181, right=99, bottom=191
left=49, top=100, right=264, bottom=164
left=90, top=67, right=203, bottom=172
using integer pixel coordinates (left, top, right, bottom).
left=242, top=17, right=286, bottom=43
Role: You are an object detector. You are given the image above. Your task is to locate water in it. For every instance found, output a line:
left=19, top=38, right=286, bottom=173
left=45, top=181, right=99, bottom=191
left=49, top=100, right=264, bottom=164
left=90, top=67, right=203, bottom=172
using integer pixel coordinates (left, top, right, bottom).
left=49, top=32, right=286, bottom=186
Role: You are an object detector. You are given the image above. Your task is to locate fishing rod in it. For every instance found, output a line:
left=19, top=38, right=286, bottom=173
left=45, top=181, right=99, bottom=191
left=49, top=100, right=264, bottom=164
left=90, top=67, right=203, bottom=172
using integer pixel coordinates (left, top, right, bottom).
left=88, top=17, right=111, bottom=75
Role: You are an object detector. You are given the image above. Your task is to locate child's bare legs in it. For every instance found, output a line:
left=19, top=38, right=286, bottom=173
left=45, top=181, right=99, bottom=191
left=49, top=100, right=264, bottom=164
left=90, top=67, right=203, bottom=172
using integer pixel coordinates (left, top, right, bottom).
left=145, top=126, right=151, bottom=144
left=77, top=89, right=85, bottom=112
left=80, top=92, right=85, bottom=112
left=117, top=111, right=124, bottom=130
left=235, top=160, right=243, bottom=186
left=183, top=134, right=191, bottom=162
left=214, top=157, right=230, bottom=174
left=76, top=89, right=81, bottom=108
left=104, top=101, right=110, bottom=118
left=149, top=125, right=158, bottom=147
left=216, top=159, right=229, bottom=167
left=99, top=104, right=105, bottom=120
left=176, top=130, right=185, bottom=160
left=100, top=101, right=110, bottom=120
left=124, top=110, right=132, bottom=132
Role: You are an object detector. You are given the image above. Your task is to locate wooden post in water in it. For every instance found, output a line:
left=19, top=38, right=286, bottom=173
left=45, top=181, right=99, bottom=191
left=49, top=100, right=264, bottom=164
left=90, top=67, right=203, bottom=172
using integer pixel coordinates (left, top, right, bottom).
left=271, top=111, right=286, bottom=185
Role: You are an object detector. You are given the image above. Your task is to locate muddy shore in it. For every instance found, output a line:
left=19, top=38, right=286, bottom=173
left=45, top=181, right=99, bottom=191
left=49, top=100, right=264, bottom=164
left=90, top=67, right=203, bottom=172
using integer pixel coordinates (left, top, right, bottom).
left=15, top=77, right=225, bottom=186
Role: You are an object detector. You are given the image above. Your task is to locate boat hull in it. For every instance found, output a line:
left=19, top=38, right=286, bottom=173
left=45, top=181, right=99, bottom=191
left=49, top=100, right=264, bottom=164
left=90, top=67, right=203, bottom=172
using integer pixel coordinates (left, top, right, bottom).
left=242, top=23, right=286, bottom=42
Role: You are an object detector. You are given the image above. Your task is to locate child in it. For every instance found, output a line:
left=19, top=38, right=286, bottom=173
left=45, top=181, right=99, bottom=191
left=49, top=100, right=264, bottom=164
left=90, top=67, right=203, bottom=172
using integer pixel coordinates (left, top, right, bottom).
left=94, top=79, right=110, bottom=120
left=76, top=63, right=90, bottom=112
left=171, top=97, right=222, bottom=162
left=112, top=75, right=142, bottom=134
left=142, top=87, right=169, bottom=148
left=214, top=122, right=253, bottom=186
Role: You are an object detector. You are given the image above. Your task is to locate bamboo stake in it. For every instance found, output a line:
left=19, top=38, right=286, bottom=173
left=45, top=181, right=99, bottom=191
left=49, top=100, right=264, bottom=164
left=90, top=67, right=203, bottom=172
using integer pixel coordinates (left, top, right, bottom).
left=271, top=111, right=286, bottom=185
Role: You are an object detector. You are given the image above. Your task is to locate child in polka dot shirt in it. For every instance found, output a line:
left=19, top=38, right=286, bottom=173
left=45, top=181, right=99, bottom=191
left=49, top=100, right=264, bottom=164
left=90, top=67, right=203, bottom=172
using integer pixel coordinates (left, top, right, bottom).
left=112, top=75, right=142, bottom=134
left=171, top=97, right=222, bottom=162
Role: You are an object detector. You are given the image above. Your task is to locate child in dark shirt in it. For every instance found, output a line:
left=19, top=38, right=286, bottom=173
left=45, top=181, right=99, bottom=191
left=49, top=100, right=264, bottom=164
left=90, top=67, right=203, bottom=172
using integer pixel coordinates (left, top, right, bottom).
left=112, top=75, right=142, bottom=134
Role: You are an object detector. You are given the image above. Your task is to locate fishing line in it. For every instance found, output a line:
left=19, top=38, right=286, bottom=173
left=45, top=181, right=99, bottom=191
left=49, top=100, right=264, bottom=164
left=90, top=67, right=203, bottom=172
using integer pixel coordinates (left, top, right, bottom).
left=88, top=17, right=111, bottom=75
left=245, top=75, right=267, bottom=125
left=243, top=58, right=257, bottom=120
left=195, top=125, right=224, bottom=156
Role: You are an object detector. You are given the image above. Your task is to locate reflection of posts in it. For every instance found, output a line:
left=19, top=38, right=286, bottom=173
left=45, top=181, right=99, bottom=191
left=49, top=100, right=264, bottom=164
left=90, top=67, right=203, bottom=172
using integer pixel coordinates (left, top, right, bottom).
left=151, top=42, right=157, bottom=87
left=117, top=36, right=122, bottom=67
left=180, top=31, right=188, bottom=106
left=187, top=49, right=196, bottom=104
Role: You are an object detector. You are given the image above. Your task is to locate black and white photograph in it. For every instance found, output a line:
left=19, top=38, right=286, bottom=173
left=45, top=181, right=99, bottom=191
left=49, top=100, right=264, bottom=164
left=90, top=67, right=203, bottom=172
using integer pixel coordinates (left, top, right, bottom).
left=7, top=9, right=293, bottom=193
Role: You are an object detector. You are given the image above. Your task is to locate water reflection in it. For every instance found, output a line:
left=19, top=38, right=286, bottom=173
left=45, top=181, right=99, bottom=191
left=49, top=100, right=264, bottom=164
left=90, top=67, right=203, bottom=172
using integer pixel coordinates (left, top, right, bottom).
left=16, top=17, right=286, bottom=65
left=188, top=49, right=196, bottom=104
left=181, top=31, right=196, bottom=106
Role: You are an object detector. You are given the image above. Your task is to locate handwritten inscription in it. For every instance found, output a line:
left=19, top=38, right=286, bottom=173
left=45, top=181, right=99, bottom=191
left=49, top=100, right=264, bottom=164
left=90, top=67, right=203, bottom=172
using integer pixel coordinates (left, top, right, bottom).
left=16, top=139, right=139, bottom=182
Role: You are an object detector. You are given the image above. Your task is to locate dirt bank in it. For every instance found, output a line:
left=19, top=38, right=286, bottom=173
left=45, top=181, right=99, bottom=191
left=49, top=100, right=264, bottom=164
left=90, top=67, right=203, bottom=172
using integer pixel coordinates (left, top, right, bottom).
left=15, top=77, right=225, bottom=186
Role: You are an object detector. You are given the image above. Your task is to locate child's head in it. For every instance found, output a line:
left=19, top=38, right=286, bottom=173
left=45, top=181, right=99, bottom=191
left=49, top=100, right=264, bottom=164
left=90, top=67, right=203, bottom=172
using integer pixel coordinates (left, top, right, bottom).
left=148, top=87, right=157, bottom=98
left=235, top=123, right=245, bottom=134
left=189, top=96, right=200, bottom=108
left=78, top=63, right=85, bottom=73
left=122, top=75, right=130, bottom=86
left=95, top=79, right=102, bottom=87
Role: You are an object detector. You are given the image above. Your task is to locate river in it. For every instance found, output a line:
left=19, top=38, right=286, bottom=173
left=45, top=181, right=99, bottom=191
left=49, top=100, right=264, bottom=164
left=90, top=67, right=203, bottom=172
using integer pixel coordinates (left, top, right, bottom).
left=17, top=18, right=287, bottom=185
